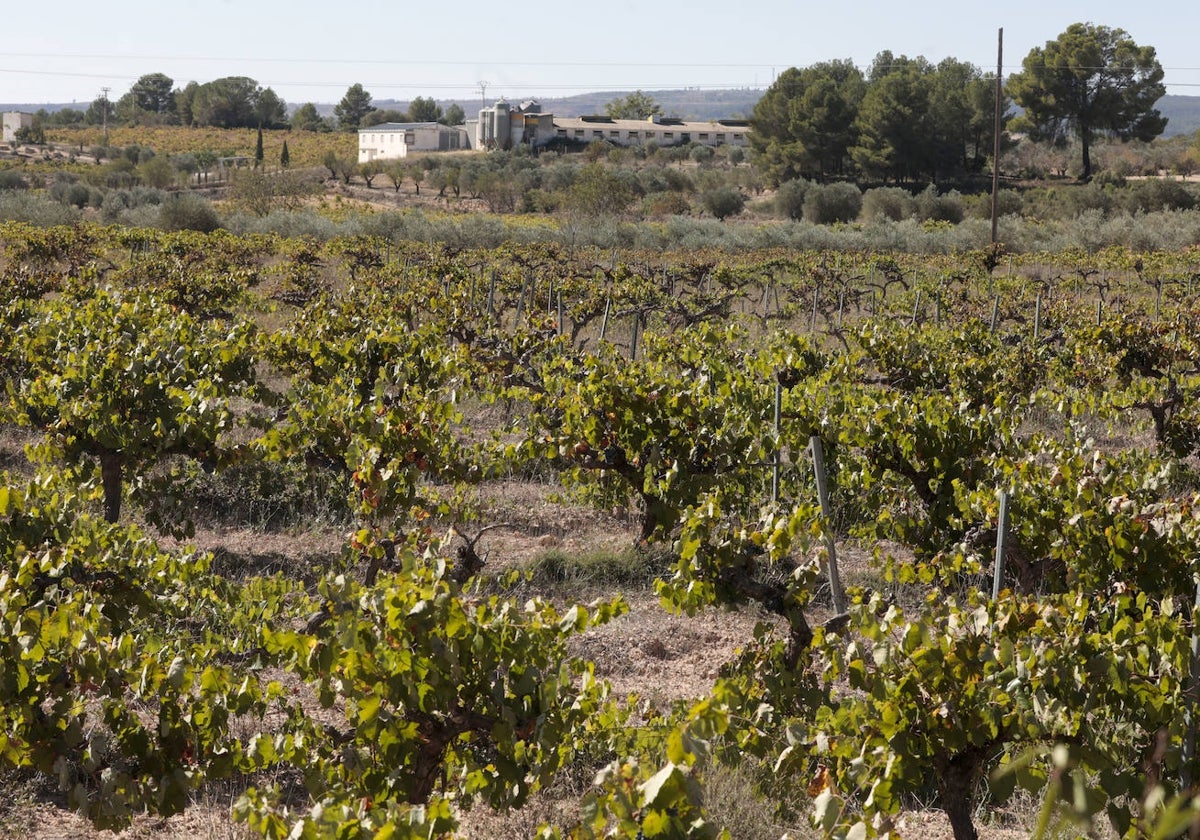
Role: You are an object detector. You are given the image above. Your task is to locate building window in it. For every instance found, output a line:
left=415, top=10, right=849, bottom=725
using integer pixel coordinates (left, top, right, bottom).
left=715, top=134, right=725, bottom=141
left=699, top=133, right=709, bottom=140
left=405, top=134, right=415, bottom=145
left=574, top=129, right=585, bottom=137
left=663, top=132, right=674, bottom=139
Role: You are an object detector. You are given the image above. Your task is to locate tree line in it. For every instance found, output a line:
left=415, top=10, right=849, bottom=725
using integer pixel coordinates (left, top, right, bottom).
left=751, top=22, right=1167, bottom=185
left=29, top=75, right=466, bottom=133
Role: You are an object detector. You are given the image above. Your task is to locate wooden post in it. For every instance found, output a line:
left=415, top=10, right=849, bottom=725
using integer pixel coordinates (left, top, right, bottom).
left=557, top=291, right=564, bottom=335
left=992, top=491, right=1010, bottom=601
left=810, top=286, right=819, bottom=333
left=810, top=436, right=845, bottom=613
left=630, top=311, right=640, bottom=361
left=911, top=290, right=922, bottom=326
left=1096, top=298, right=1103, bottom=326
left=600, top=297, right=611, bottom=342
left=1033, top=293, right=1041, bottom=342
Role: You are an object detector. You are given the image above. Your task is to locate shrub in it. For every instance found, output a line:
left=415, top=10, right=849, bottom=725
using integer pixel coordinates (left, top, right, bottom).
left=1120, top=178, right=1197, bottom=214
left=662, top=168, right=694, bottom=193
left=62, top=183, right=92, bottom=209
left=137, top=156, right=176, bottom=189
left=116, top=204, right=164, bottom=228
left=637, top=168, right=669, bottom=194
left=159, top=193, right=222, bottom=232
left=541, top=161, right=580, bottom=191
left=0, top=170, right=26, bottom=190
left=802, top=181, right=862, bottom=224
left=689, top=144, right=716, bottom=167
left=913, top=185, right=964, bottom=224
left=774, top=178, right=810, bottom=220
left=643, top=191, right=692, bottom=217
left=88, top=157, right=138, bottom=189
left=584, top=139, right=613, bottom=162
left=964, top=189, right=1024, bottom=220
left=861, top=186, right=915, bottom=222
left=1019, top=184, right=1111, bottom=221
left=519, top=188, right=560, bottom=213
left=224, top=209, right=341, bottom=239
left=701, top=186, right=745, bottom=221
left=100, top=190, right=131, bottom=221
left=0, top=191, right=81, bottom=225
left=122, top=144, right=155, bottom=165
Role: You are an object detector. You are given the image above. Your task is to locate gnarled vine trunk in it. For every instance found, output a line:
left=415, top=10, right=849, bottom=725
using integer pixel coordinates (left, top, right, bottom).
left=99, top=450, right=124, bottom=524
left=933, top=742, right=998, bottom=840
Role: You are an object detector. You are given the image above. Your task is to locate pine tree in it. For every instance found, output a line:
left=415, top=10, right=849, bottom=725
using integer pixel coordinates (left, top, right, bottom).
left=254, top=126, right=264, bottom=169
left=280, top=140, right=290, bottom=169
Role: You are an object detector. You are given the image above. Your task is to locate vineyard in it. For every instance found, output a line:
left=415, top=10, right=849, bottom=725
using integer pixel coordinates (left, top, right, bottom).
left=43, top=126, right=358, bottom=171
left=4, top=223, right=1200, bottom=839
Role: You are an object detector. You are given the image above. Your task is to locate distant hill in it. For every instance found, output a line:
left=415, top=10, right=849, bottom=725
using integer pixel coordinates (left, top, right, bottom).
left=5, top=89, right=1197, bottom=136
left=1157, top=95, right=1200, bottom=138
left=369, top=89, right=761, bottom=122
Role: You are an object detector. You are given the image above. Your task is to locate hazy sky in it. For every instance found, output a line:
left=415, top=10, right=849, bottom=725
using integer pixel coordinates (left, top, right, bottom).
left=3, top=0, right=1197, bottom=106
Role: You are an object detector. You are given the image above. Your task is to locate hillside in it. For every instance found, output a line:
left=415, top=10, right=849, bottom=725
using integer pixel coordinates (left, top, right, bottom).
left=366, top=88, right=761, bottom=122
left=1158, top=94, right=1200, bottom=137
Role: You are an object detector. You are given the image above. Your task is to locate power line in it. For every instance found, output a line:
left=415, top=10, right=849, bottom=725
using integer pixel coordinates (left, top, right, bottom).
left=0, top=67, right=769, bottom=93
left=0, top=51, right=791, bottom=70
left=6, top=50, right=1200, bottom=75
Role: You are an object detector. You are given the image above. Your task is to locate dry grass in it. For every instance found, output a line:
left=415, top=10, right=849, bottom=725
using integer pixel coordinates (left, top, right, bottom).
left=0, top=774, right=252, bottom=840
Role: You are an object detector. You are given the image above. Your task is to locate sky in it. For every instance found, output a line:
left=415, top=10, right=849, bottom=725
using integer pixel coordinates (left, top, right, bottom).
left=2, top=0, right=1198, bottom=108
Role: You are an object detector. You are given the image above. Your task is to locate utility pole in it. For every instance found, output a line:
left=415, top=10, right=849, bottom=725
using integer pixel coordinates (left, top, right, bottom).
left=100, top=86, right=111, bottom=147
left=478, top=80, right=488, bottom=110
left=990, top=28, right=1003, bottom=247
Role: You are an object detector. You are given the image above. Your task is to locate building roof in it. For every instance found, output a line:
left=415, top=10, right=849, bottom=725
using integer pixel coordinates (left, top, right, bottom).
left=551, top=116, right=748, bottom=133
left=358, top=122, right=443, bottom=132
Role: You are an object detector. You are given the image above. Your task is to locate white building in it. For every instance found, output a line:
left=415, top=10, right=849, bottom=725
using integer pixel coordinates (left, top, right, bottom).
left=358, top=122, right=471, bottom=163
left=476, top=99, right=749, bottom=151
left=2, top=111, right=34, bottom=143
left=552, top=115, right=749, bottom=149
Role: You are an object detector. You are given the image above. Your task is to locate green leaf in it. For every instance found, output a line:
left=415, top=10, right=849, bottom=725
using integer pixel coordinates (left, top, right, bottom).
left=639, top=763, right=685, bottom=809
